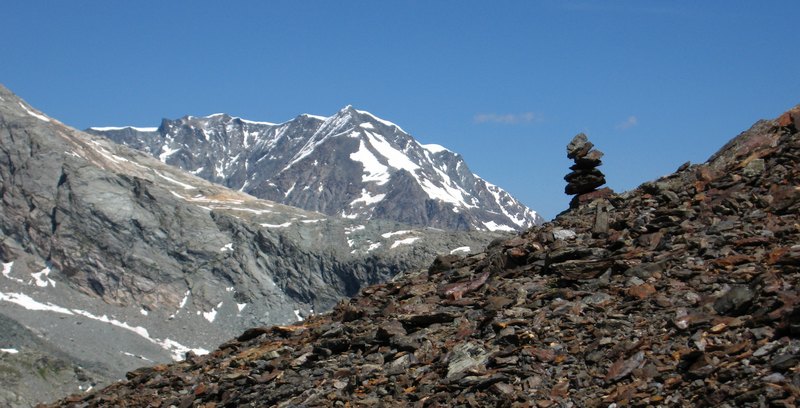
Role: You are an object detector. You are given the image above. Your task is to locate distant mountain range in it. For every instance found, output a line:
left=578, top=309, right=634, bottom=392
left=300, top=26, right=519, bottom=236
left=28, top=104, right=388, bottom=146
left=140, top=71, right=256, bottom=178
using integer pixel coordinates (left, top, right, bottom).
left=88, top=106, right=542, bottom=231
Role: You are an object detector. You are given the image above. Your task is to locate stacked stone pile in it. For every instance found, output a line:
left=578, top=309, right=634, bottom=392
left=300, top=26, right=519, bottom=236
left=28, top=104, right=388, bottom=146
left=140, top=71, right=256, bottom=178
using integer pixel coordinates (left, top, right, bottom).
left=45, top=107, right=800, bottom=407
left=564, top=133, right=606, bottom=196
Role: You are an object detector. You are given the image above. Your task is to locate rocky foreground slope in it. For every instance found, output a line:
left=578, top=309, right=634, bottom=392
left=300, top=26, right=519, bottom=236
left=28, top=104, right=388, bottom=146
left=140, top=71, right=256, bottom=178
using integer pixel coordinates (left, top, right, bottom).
left=87, top=106, right=542, bottom=232
left=0, top=85, right=505, bottom=407
left=44, top=108, right=800, bottom=407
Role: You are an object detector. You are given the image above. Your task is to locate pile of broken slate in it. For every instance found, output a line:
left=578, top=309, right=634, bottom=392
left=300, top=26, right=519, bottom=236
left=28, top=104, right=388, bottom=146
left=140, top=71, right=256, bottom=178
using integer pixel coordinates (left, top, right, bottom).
left=45, top=107, right=800, bottom=407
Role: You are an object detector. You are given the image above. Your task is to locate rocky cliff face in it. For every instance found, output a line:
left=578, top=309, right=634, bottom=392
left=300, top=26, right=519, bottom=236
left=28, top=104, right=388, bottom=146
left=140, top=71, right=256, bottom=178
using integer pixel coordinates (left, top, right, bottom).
left=0, top=85, right=505, bottom=407
left=87, top=106, right=542, bottom=232
left=47, top=106, right=800, bottom=407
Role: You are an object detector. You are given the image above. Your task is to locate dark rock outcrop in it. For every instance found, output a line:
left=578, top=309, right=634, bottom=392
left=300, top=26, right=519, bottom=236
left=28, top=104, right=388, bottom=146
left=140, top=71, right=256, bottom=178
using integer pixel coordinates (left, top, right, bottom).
left=44, top=107, right=800, bottom=407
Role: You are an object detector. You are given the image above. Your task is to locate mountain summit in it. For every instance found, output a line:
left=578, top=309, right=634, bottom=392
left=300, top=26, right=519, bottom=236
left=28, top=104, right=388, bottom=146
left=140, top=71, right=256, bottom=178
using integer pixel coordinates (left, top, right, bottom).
left=88, top=107, right=542, bottom=231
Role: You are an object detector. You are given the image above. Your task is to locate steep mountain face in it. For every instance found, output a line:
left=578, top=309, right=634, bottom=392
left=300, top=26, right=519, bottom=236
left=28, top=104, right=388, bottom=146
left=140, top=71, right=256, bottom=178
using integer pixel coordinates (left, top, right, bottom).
left=0, top=85, right=505, bottom=407
left=49, top=107, right=800, bottom=407
left=87, top=106, right=542, bottom=231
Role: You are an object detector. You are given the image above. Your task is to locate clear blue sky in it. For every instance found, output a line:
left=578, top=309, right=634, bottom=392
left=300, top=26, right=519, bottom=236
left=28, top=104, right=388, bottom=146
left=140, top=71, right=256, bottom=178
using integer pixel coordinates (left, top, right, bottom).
left=2, top=1, right=798, bottom=220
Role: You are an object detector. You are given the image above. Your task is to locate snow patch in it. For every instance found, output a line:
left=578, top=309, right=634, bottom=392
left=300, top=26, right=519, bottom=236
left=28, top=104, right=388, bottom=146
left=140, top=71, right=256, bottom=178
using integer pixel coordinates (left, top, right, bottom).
left=214, top=160, right=225, bottom=178
left=351, top=189, right=386, bottom=206
left=364, top=131, right=419, bottom=173
left=89, top=141, right=127, bottom=165
left=179, top=290, right=190, bottom=308
left=344, top=225, right=366, bottom=235
left=260, top=222, right=292, bottom=228
left=419, top=178, right=473, bottom=208
left=450, top=246, right=471, bottom=254
left=237, top=303, right=247, bottom=312
left=1, top=348, right=19, bottom=354
left=349, top=139, right=391, bottom=185
left=202, top=301, right=223, bottom=323
left=381, top=230, right=412, bottom=239
left=367, top=242, right=382, bottom=252
left=220, top=243, right=233, bottom=252
left=355, top=109, right=406, bottom=133
left=1, top=262, right=24, bottom=284
left=31, top=267, right=56, bottom=287
left=159, top=145, right=180, bottom=162
left=121, top=351, right=154, bottom=362
left=341, top=210, right=359, bottom=219
left=294, top=309, right=304, bottom=321
left=89, top=126, right=158, bottom=132
left=154, top=170, right=196, bottom=190
left=140, top=308, right=149, bottom=316
left=0, top=291, right=74, bottom=314
left=240, top=118, right=276, bottom=126
left=158, top=339, right=209, bottom=361
left=422, top=143, right=449, bottom=154
left=482, top=221, right=516, bottom=232
left=390, top=237, right=420, bottom=249
left=284, top=182, right=296, bottom=197
left=0, top=291, right=207, bottom=360
left=301, top=219, right=325, bottom=224
left=19, top=102, right=50, bottom=122
left=214, top=206, right=273, bottom=215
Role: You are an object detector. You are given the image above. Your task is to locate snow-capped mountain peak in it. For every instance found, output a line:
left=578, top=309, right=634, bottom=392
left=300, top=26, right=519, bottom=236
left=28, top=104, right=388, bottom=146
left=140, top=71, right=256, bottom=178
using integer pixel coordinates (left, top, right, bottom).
left=89, top=106, right=543, bottom=231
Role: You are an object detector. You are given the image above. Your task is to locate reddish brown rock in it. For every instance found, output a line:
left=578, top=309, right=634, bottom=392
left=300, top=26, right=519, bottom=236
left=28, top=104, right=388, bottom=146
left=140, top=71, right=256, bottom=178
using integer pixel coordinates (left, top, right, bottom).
left=777, top=106, right=800, bottom=130
left=627, top=283, right=657, bottom=300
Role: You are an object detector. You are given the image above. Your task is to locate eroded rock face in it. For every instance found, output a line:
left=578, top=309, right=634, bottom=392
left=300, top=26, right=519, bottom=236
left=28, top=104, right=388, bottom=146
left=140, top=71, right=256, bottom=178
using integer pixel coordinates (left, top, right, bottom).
left=44, top=109, right=800, bottom=407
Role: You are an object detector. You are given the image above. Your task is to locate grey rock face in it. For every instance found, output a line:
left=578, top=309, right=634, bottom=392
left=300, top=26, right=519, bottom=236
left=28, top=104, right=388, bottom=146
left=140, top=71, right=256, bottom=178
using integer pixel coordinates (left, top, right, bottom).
left=0, top=314, right=111, bottom=408
left=0, top=85, right=504, bottom=406
left=88, top=106, right=543, bottom=231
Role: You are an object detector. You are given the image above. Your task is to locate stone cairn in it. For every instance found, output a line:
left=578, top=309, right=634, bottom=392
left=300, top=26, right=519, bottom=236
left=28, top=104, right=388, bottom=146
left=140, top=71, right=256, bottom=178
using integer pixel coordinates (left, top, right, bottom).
left=564, top=133, right=607, bottom=207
